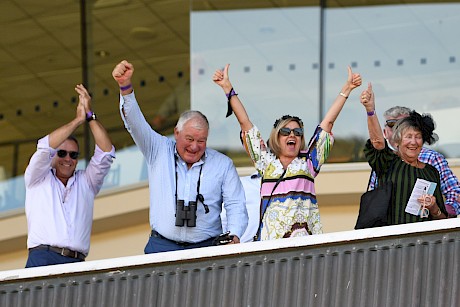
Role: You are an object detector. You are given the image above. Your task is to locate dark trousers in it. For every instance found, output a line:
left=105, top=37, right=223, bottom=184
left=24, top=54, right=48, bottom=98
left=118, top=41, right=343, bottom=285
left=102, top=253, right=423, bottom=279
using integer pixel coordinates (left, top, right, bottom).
left=144, top=231, right=215, bottom=254
left=26, top=249, right=83, bottom=268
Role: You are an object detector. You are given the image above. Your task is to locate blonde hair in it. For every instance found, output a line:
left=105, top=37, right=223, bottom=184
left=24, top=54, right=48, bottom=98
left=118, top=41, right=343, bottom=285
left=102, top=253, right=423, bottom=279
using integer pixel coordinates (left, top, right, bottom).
left=268, top=116, right=305, bottom=157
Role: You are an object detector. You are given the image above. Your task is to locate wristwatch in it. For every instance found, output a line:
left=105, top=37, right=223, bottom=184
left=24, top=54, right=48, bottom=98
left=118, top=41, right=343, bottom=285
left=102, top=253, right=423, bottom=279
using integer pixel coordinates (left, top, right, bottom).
left=86, top=111, right=97, bottom=122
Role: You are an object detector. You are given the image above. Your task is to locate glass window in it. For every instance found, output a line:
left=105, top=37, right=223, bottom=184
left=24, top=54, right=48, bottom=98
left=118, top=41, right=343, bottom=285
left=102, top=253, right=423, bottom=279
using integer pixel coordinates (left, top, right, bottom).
left=324, top=3, right=460, bottom=159
left=191, top=4, right=321, bottom=166
left=191, top=1, right=460, bottom=163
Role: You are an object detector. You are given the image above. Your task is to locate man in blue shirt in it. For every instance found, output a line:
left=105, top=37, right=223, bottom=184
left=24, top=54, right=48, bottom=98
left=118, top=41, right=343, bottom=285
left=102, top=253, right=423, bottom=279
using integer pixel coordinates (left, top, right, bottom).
left=112, top=60, right=248, bottom=253
left=221, top=172, right=261, bottom=243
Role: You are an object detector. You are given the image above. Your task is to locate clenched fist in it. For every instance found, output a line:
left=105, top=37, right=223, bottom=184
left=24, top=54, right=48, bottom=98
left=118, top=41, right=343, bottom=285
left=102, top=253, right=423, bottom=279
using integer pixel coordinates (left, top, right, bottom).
left=112, top=60, right=134, bottom=89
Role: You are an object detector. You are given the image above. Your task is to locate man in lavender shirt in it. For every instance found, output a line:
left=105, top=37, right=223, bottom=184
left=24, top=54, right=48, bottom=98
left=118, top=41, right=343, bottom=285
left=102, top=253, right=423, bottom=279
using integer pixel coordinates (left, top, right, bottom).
left=25, top=84, right=115, bottom=268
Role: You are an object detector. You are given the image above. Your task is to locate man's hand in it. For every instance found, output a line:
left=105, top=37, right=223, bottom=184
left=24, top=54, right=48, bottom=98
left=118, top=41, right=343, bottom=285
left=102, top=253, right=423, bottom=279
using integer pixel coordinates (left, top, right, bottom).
left=228, top=235, right=240, bottom=244
left=112, top=60, right=134, bottom=86
left=213, top=232, right=240, bottom=245
left=75, top=90, right=87, bottom=124
left=75, top=84, right=92, bottom=115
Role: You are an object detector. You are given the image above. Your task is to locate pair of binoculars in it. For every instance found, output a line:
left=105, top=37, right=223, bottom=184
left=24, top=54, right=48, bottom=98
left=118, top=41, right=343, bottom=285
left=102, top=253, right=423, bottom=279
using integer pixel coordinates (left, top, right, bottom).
left=175, top=200, right=197, bottom=227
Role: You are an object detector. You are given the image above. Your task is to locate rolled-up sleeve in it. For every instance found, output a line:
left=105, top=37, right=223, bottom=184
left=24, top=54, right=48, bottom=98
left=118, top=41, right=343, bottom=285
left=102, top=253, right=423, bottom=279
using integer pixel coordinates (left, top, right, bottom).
left=85, top=145, right=115, bottom=195
left=25, top=135, right=55, bottom=187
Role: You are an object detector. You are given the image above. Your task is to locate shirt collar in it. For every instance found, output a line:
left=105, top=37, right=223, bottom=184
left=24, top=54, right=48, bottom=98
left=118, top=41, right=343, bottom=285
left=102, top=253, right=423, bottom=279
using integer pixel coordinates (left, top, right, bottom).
left=173, top=146, right=207, bottom=166
left=51, top=169, right=76, bottom=186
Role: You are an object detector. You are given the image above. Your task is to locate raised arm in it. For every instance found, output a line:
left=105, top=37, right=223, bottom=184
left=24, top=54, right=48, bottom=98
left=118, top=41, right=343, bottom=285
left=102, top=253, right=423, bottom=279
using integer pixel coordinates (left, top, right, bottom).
left=213, top=64, right=253, bottom=132
left=75, top=84, right=113, bottom=152
left=320, top=66, right=362, bottom=133
left=112, top=60, right=135, bottom=116
left=48, top=96, right=86, bottom=149
left=360, top=83, right=385, bottom=150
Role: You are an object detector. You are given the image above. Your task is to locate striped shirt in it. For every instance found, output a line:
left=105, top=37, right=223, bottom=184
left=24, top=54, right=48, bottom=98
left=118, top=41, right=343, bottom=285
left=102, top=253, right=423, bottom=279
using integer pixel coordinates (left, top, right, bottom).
left=242, top=125, right=333, bottom=240
left=364, top=140, right=447, bottom=224
left=369, top=144, right=460, bottom=215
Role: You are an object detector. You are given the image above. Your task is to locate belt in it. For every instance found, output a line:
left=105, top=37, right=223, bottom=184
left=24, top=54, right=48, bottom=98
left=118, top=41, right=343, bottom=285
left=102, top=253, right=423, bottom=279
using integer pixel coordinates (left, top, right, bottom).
left=150, top=230, right=211, bottom=247
left=29, top=245, right=86, bottom=260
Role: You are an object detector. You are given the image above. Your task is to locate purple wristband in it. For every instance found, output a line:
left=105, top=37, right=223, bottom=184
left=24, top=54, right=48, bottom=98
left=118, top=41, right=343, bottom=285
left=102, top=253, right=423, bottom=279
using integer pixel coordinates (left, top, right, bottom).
left=225, top=88, right=238, bottom=118
left=226, top=88, right=237, bottom=99
left=86, top=111, right=93, bottom=119
left=367, top=110, right=376, bottom=116
left=120, top=84, right=132, bottom=91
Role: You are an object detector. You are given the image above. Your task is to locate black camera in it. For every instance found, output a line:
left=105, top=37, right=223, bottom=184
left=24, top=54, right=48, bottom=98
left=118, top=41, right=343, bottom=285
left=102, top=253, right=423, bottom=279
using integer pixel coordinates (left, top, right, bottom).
left=175, top=200, right=197, bottom=227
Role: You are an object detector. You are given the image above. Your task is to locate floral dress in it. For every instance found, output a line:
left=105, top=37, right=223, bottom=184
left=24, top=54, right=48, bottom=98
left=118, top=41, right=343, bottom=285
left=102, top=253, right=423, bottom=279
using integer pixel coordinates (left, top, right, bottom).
left=242, top=125, right=333, bottom=240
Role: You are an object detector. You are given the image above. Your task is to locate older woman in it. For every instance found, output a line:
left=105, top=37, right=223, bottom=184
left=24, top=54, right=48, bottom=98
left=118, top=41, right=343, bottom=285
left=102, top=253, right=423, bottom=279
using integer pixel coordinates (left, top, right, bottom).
left=360, top=83, right=447, bottom=224
left=213, top=64, right=361, bottom=240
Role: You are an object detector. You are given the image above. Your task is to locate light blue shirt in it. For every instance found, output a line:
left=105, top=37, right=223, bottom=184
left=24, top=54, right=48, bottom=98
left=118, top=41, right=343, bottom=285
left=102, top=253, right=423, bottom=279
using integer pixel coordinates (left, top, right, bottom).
left=221, top=172, right=261, bottom=242
left=120, top=92, right=248, bottom=242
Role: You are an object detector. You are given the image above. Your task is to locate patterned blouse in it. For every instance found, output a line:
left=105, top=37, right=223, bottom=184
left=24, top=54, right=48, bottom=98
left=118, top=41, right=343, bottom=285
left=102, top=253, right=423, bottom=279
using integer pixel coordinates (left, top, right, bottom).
left=242, top=125, right=333, bottom=240
left=364, top=139, right=447, bottom=224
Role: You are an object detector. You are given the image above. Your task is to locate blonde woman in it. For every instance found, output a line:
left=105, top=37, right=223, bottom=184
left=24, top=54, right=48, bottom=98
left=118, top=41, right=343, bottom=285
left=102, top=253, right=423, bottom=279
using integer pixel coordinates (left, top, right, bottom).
left=213, top=65, right=361, bottom=240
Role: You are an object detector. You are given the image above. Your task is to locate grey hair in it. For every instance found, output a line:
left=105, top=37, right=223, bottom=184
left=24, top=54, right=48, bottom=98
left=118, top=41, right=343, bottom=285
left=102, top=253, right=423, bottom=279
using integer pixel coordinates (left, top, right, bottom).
left=391, top=120, right=415, bottom=147
left=383, top=106, right=412, bottom=119
left=175, top=110, right=209, bottom=132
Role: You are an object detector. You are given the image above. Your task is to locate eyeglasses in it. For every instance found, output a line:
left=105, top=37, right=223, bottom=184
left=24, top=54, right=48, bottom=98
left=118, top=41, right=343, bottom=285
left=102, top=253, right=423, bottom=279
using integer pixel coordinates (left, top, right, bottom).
left=57, top=149, right=79, bottom=160
left=385, top=119, right=398, bottom=128
left=279, top=127, right=304, bottom=136
left=419, top=195, right=431, bottom=218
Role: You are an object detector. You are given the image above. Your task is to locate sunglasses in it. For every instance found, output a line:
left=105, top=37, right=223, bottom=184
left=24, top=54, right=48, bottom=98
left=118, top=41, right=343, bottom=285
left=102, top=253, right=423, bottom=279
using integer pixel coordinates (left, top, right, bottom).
left=386, top=119, right=398, bottom=128
left=279, top=127, right=304, bottom=136
left=57, top=149, right=79, bottom=160
left=273, top=115, right=303, bottom=128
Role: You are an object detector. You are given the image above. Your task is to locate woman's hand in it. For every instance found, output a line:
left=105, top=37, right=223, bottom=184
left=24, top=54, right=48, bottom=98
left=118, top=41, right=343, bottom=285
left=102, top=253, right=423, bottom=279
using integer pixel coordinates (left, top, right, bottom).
left=417, top=194, right=444, bottom=219
left=360, top=82, right=375, bottom=113
left=212, top=63, right=233, bottom=93
left=347, top=66, right=362, bottom=90
left=338, top=66, right=362, bottom=99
